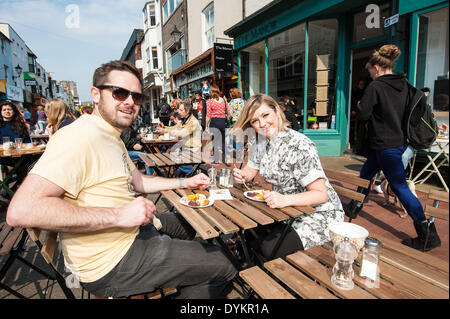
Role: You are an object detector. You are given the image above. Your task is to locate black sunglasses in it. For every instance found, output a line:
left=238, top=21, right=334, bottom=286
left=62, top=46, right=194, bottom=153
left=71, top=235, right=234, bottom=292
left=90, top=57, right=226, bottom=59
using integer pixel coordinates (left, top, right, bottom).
left=97, top=85, right=143, bottom=105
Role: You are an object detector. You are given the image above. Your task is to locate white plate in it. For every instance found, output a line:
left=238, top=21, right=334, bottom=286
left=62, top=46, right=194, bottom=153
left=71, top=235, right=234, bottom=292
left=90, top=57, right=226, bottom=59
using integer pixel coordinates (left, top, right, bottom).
left=179, top=194, right=215, bottom=208
left=243, top=190, right=265, bottom=202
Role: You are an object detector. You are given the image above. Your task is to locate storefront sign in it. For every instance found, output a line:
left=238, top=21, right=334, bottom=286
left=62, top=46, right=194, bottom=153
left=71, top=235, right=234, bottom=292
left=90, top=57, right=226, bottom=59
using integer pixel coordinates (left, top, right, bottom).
left=236, top=21, right=277, bottom=49
left=25, top=79, right=37, bottom=86
left=176, top=62, right=213, bottom=87
left=6, top=84, right=24, bottom=102
left=214, top=43, right=233, bottom=74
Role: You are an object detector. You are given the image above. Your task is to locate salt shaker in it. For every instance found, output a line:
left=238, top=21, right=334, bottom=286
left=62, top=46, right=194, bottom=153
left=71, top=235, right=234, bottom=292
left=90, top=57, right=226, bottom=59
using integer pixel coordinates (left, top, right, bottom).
left=331, top=237, right=358, bottom=290
left=359, top=237, right=381, bottom=282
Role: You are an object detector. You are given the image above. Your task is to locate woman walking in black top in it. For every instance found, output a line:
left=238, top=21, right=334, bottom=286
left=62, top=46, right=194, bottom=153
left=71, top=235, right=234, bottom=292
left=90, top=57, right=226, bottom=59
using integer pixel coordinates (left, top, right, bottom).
left=348, top=44, right=441, bottom=252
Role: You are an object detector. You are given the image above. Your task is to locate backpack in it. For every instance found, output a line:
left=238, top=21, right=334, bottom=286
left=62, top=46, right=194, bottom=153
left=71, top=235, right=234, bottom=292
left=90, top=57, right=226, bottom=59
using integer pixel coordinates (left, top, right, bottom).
left=404, top=83, right=438, bottom=150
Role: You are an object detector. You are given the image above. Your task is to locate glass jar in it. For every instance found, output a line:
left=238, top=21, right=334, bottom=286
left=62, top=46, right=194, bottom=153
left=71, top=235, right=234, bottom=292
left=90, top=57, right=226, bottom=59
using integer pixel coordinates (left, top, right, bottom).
left=359, top=237, right=381, bottom=281
left=219, top=168, right=232, bottom=187
left=331, top=237, right=358, bottom=290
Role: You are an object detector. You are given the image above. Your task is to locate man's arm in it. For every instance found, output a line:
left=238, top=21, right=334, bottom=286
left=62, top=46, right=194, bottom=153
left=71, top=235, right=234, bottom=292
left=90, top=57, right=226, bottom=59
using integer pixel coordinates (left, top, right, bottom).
left=131, top=169, right=210, bottom=194
left=7, top=174, right=156, bottom=233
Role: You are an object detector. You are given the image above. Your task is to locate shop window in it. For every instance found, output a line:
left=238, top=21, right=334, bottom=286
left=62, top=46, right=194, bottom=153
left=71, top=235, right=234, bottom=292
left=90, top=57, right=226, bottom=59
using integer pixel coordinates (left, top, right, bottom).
left=353, top=3, right=390, bottom=42
left=203, top=3, right=215, bottom=51
left=149, top=3, right=156, bottom=26
left=152, top=47, right=159, bottom=69
left=306, top=18, right=338, bottom=130
left=268, top=23, right=305, bottom=118
left=416, top=6, right=449, bottom=113
left=240, top=41, right=265, bottom=99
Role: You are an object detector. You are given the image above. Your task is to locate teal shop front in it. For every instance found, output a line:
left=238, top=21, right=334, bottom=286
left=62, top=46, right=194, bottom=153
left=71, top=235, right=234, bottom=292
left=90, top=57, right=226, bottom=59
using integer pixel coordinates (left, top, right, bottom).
left=225, top=0, right=448, bottom=156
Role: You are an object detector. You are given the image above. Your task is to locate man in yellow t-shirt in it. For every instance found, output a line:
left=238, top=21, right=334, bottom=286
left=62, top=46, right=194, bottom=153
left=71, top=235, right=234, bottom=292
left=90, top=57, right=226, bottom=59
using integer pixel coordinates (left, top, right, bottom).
left=7, top=60, right=236, bottom=298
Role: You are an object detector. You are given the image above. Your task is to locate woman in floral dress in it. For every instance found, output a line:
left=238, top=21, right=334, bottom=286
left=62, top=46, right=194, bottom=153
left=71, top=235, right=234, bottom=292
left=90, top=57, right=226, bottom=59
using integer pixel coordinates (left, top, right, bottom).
left=233, top=94, right=344, bottom=258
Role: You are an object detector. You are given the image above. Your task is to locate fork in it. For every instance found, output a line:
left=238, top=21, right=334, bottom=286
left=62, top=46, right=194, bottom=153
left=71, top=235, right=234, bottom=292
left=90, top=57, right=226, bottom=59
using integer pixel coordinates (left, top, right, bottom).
left=234, top=164, right=250, bottom=190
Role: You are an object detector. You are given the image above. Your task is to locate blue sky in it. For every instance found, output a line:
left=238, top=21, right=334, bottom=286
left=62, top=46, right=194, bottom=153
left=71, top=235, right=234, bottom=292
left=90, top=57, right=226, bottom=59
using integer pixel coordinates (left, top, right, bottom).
left=0, top=0, right=145, bottom=101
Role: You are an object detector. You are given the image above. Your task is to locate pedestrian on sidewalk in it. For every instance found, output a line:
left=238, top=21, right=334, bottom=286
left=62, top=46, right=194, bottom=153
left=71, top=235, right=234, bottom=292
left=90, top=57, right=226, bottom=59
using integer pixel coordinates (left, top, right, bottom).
left=348, top=44, right=441, bottom=252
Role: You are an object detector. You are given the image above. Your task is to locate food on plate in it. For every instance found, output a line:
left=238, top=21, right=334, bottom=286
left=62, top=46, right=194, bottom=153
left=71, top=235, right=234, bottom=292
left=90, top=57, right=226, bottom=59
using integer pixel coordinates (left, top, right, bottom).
left=246, top=191, right=264, bottom=200
left=182, top=194, right=210, bottom=207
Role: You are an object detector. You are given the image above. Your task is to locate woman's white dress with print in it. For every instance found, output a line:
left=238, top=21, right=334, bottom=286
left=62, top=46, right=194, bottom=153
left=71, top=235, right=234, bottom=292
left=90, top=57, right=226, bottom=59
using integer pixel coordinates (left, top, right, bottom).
left=247, top=129, right=344, bottom=249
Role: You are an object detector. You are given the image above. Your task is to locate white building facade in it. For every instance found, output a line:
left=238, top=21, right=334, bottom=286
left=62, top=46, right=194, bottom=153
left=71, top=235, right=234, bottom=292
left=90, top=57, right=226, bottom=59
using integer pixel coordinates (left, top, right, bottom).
left=142, top=0, right=165, bottom=120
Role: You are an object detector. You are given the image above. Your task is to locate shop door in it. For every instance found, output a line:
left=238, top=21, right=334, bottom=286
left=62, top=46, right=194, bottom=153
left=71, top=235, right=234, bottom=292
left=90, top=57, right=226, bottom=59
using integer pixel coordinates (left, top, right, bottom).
left=348, top=44, right=383, bottom=151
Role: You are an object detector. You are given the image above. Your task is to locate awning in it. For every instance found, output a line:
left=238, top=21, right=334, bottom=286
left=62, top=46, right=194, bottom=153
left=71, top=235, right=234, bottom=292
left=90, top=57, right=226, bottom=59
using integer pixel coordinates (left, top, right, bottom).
left=398, top=0, right=445, bottom=15
left=0, top=79, right=6, bottom=94
left=171, top=48, right=213, bottom=76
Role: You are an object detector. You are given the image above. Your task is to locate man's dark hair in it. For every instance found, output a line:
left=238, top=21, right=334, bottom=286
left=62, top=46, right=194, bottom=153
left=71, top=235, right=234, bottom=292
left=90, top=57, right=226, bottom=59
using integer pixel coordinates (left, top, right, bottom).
left=93, top=60, right=143, bottom=88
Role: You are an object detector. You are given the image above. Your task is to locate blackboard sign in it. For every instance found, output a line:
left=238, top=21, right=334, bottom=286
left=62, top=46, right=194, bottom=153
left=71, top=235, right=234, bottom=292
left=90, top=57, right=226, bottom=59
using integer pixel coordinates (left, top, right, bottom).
left=214, top=43, right=233, bottom=74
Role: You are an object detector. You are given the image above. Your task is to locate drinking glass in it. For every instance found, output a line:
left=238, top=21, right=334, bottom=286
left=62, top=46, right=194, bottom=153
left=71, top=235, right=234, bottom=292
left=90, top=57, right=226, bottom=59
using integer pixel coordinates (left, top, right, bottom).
left=208, top=167, right=217, bottom=188
left=2, top=137, right=10, bottom=150
left=15, top=138, right=23, bottom=152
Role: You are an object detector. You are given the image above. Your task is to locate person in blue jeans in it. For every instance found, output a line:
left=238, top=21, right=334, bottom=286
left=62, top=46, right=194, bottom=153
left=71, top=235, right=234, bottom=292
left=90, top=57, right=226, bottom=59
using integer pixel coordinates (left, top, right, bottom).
left=348, top=44, right=441, bottom=252
left=120, top=125, right=154, bottom=175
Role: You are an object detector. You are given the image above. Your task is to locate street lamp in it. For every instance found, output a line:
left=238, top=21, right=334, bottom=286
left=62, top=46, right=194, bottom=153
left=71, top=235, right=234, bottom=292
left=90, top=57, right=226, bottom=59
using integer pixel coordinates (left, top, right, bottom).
left=13, top=64, right=23, bottom=79
left=170, top=25, right=182, bottom=44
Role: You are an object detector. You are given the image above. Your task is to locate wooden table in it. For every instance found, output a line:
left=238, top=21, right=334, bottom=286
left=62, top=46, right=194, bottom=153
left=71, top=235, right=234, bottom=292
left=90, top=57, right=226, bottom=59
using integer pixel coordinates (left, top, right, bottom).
left=30, top=134, right=49, bottom=144
left=139, top=151, right=202, bottom=178
left=141, top=137, right=179, bottom=154
left=159, top=186, right=315, bottom=271
left=239, top=235, right=449, bottom=299
left=0, top=145, right=45, bottom=198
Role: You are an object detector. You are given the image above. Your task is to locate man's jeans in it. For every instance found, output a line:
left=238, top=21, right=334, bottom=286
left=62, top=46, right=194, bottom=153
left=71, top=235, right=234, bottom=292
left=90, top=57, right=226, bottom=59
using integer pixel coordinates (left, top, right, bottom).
left=128, top=151, right=154, bottom=175
left=359, top=145, right=426, bottom=222
left=81, top=211, right=237, bottom=298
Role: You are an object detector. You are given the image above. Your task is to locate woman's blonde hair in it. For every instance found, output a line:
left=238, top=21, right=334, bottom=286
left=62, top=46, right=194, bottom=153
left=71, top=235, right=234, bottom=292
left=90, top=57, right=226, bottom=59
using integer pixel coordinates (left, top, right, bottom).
left=366, top=44, right=401, bottom=70
left=233, top=94, right=290, bottom=132
left=44, top=98, right=76, bottom=132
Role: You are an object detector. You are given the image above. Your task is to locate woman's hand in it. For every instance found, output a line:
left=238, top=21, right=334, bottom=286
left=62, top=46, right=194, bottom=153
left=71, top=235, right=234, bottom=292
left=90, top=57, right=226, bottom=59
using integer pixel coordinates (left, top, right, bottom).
left=46, top=124, right=54, bottom=138
left=232, top=167, right=247, bottom=184
left=154, top=127, right=165, bottom=134
left=262, top=190, right=288, bottom=209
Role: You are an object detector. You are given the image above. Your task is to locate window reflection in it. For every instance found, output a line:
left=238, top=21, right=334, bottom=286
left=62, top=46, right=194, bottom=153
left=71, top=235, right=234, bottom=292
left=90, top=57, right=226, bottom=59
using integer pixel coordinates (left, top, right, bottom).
left=268, top=23, right=305, bottom=122
left=240, top=41, right=265, bottom=99
left=416, top=6, right=449, bottom=115
left=307, top=19, right=338, bottom=130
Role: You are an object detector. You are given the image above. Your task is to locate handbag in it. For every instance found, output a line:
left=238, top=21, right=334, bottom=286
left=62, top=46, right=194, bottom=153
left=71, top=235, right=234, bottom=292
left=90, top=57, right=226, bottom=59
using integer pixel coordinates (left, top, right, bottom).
left=224, top=100, right=233, bottom=128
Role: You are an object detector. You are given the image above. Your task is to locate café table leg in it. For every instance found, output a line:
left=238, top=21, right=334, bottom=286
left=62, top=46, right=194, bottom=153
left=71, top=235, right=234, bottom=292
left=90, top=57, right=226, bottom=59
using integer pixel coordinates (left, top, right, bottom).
left=210, top=237, right=243, bottom=271
left=0, top=157, right=24, bottom=198
left=237, top=230, right=252, bottom=267
left=268, top=219, right=295, bottom=261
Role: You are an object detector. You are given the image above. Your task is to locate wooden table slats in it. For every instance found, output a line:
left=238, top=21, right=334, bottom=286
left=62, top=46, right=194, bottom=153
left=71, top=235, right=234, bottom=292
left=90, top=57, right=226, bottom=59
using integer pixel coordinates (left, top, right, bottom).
left=239, top=266, right=295, bottom=299
left=264, top=258, right=338, bottom=299
left=147, top=153, right=166, bottom=167
left=305, top=246, right=417, bottom=299
left=194, top=190, right=258, bottom=230
left=286, top=251, right=376, bottom=299
left=160, top=190, right=219, bottom=240
left=228, top=188, right=290, bottom=222
left=371, top=234, right=449, bottom=274
left=177, top=189, right=239, bottom=234
left=379, top=248, right=449, bottom=291
left=224, top=199, right=274, bottom=226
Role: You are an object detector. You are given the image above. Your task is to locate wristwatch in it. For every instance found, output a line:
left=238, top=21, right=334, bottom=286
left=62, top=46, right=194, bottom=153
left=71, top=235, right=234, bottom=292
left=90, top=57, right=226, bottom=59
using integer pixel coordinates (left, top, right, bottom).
left=179, top=177, right=185, bottom=188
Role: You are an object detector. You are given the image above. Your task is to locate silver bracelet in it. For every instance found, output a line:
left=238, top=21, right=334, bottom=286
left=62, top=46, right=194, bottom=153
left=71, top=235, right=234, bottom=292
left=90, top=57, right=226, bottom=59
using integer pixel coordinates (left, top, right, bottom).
left=179, top=177, right=185, bottom=188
